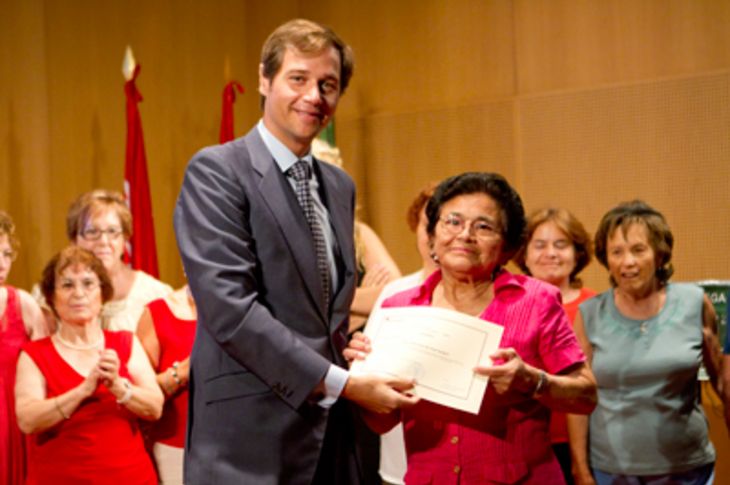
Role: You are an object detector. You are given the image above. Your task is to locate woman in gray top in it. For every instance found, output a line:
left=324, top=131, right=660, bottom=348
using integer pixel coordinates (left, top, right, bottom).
left=569, top=200, right=724, bottom=485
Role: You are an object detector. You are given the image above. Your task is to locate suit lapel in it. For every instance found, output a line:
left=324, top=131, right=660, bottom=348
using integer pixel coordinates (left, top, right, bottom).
left=244, top=130, right=329, bottom=321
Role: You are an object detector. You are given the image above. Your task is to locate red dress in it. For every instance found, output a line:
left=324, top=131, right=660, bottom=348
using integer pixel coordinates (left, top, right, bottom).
left=549, top=287, right=597, bottom=444
left=22, top=330, right=157, bottom=485
left=146, top=298, right=196, bottom=448
left=0, top=286, right=29, bottom=484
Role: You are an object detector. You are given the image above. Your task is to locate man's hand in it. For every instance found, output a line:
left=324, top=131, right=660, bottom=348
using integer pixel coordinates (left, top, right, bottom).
left=342, top=373, right=419, bottom=414
left=341, top=331, right=419, bottom=415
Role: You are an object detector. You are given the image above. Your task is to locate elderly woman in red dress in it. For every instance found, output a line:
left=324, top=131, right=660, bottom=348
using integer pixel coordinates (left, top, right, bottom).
left=15, top=246, right=163, bottom=485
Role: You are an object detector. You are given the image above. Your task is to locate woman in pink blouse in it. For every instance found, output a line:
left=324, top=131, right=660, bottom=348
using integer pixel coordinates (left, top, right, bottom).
left=347, top=173, right=597, bottom=484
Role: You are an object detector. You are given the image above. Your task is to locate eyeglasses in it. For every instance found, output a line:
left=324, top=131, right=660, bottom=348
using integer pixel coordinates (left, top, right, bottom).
left=439, top=213, right=502, bottom=240
left=80, top=227, right=124, bottom=241
left=0, top=249, right=17, bottom=262
left=56, top=278, right=100, bottom=295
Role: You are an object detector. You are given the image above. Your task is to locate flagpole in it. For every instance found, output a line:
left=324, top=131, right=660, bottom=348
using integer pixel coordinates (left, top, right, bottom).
left=122, top=46, right=136, bottom=80
left=122, top=46, right=160, bottom=278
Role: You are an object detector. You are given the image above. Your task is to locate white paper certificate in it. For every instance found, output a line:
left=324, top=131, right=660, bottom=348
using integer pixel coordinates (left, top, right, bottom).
left=350, top=306, right=504, bottom=414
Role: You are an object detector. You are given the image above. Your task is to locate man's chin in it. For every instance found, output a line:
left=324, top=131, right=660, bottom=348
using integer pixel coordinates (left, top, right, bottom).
left=293, top=128, right=323, bottom=146
left=303, top=121, right=325, bottom=137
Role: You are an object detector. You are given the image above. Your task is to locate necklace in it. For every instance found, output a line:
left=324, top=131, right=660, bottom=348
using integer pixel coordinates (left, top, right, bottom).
left=54, top=331, right=104, bottom=351
left=615, top=288, right=664, bottom=320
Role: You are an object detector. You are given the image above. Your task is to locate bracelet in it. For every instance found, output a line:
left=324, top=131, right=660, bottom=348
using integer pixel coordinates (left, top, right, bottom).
left=116, top=377, right=133, bottom=405
left=170, top=361, right=181, bottom=385
left=54, top=397, right=70, bottom=420
left=532, top=370, right=547, bottom=398
left=170, top=361, right=182, bottom=386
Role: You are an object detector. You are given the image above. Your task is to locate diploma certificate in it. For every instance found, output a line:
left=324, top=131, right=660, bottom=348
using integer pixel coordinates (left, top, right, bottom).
left=351, top=306, right=504, bottom=414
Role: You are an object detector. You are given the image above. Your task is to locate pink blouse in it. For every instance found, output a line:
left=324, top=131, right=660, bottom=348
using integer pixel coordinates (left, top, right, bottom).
left=382, top=270, right=585, bottom=485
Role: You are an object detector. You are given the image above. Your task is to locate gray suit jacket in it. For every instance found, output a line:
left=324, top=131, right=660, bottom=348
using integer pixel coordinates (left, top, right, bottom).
left=174, top=127, right=359, bottom=484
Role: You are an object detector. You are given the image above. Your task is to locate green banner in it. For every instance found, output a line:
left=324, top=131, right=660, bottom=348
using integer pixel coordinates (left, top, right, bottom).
left=696, top=280, right=730, bottom=353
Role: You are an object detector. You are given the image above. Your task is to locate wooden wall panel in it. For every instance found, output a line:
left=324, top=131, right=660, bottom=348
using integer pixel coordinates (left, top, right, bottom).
left=0, top=0, right=53, bottom=286
left=514, top=0, right=730, bottom=93
left=308, top=0, right=516, bottom=118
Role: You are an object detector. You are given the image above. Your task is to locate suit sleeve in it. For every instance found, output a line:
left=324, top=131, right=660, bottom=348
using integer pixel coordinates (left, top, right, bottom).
left=174, top=147, right=332, bottom=410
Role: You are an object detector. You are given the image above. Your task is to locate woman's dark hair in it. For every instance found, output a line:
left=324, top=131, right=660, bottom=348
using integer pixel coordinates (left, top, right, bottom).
left=40, top=246, right=114, bottom=317
left=426, top=172, right=526, bottom=262
left=594, top=200, right=674, bottom=287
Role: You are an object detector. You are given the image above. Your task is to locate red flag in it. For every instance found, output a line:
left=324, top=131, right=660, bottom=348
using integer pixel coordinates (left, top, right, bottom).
left=124, top=64, right=159, bottom=277
left=219, top=81, right=244, bottom=143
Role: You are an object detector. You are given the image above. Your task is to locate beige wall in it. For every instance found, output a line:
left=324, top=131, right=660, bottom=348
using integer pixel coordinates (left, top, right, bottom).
left=3, top=0, right=728, bottom=289
left=1, top=0, right=729, bottom=477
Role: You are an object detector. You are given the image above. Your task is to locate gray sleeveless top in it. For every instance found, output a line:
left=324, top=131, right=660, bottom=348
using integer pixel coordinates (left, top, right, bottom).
left=580, top=283, right=715, bottom=474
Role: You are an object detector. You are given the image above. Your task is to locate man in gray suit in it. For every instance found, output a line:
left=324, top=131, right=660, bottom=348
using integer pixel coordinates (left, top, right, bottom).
left=174, top=19, right=416, bottom=484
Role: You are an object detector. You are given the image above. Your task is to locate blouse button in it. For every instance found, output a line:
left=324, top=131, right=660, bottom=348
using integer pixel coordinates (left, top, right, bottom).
left=450, top=436, right=459, bottom=444
left=453, top=465, right=461, bottom=474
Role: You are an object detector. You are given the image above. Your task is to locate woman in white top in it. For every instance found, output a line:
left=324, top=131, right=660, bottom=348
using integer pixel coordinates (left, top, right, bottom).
left=35, top=190, right=171, bottom=332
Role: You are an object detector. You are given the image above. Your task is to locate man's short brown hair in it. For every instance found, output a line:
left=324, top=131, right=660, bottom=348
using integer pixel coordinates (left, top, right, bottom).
left=260, top=19, right=354, bottom=95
